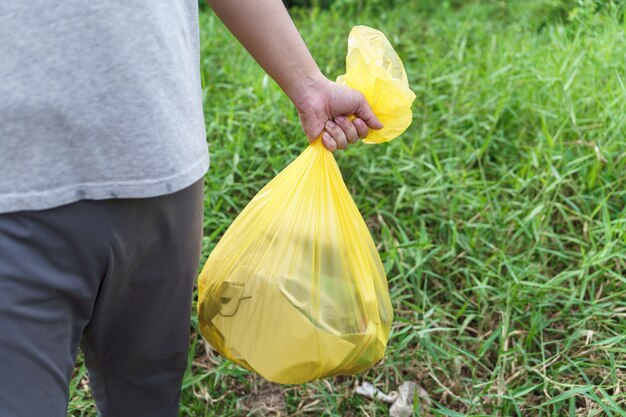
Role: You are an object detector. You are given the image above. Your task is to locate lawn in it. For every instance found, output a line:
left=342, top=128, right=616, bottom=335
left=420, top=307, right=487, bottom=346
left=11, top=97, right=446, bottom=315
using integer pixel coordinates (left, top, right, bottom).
left=69, top=0, right=626, bottom=415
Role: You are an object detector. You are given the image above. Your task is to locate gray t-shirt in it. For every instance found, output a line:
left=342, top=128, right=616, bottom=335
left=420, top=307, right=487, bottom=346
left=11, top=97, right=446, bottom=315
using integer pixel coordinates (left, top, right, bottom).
left=0, top=1, right=209, bottom=214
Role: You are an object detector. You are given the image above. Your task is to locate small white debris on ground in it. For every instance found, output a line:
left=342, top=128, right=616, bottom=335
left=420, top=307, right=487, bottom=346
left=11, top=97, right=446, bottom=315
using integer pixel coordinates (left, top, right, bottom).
left=355, top=381, right=431, bottom=417
left=355, top=381, right=399, bottom=403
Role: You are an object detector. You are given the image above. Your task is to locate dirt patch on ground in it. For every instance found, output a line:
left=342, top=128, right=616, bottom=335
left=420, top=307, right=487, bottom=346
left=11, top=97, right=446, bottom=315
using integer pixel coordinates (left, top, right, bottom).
left=241, top=377, right=287, bottom=416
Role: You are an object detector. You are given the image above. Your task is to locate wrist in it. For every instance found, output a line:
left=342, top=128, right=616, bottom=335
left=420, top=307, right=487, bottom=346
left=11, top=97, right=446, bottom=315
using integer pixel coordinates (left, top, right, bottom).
left=288, top=71, right=328, bottom=111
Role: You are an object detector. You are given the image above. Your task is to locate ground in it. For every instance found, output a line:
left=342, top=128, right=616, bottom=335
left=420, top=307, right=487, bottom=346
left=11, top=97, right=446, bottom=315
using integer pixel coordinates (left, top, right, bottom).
left=69, top=1, right=626, bottom=415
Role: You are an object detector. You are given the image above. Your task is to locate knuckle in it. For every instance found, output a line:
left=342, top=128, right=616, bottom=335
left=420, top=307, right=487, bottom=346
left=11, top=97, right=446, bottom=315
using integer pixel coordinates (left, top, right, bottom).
left=354, top=120, right=368, bottom=138
left=333, top=128, right=344, bottom=138
left=326, top=120, right=341, bottom=134
left=339, top=118, right=353, bottom=130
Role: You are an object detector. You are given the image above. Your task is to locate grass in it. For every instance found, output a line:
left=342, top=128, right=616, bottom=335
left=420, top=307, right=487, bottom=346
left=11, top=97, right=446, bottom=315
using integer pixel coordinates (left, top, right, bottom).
left=69, top=0, right=626, bottom=415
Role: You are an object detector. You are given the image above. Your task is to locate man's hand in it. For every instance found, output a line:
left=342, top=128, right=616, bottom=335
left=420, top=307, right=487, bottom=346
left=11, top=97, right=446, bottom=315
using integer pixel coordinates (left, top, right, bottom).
left=207, top=0, right=382, bottom=151
left=294, top=78, right=383, bottom=152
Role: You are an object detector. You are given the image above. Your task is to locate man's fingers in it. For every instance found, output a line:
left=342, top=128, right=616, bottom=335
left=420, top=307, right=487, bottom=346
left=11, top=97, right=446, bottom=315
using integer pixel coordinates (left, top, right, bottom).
left=325, top=120, right=348, bottom=150
left=334, top=116, right=359, bottom=144
left=352, top=117, right=369, bottom=139
left=322, top=132, right=337, bottom=152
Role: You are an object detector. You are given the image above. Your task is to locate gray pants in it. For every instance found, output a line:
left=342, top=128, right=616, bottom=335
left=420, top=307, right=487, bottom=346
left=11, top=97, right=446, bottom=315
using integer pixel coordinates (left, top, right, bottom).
left=0, top=179, right=204, bottom=417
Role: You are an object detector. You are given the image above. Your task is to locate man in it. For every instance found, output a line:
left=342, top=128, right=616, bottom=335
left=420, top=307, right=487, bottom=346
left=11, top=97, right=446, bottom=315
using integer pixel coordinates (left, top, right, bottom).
left=0, top=0, right=382, bottom=416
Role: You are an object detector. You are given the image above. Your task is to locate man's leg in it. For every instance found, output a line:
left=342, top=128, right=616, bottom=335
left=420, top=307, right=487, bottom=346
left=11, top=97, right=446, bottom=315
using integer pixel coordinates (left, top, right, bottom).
left=81, top=179, right=204, bottom=417
left=0, top=201, right=108, bottom=416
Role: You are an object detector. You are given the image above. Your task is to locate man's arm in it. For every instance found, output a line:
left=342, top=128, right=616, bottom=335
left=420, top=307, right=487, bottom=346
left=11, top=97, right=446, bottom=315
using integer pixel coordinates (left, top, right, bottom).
left=206, top=0, right=383, bottom=151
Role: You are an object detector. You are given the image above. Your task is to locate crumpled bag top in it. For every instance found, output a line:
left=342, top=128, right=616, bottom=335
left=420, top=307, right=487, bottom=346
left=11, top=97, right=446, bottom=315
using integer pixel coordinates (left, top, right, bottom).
left=337, top=26, right=416, bottom=144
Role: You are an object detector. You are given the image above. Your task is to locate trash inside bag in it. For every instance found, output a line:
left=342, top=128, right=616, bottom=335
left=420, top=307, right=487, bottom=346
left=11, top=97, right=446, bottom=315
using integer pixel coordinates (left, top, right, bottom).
left=197, top=26, right=416, bottom=385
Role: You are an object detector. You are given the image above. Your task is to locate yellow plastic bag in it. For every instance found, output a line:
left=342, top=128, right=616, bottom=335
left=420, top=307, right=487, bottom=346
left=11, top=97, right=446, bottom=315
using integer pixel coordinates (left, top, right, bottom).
left=197, top=26, right=415, bottom=384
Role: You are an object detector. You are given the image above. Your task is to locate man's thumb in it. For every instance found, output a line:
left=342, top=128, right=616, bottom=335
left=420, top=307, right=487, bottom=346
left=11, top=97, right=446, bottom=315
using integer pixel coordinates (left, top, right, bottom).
left=356, top=101, right=383, bottom=130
